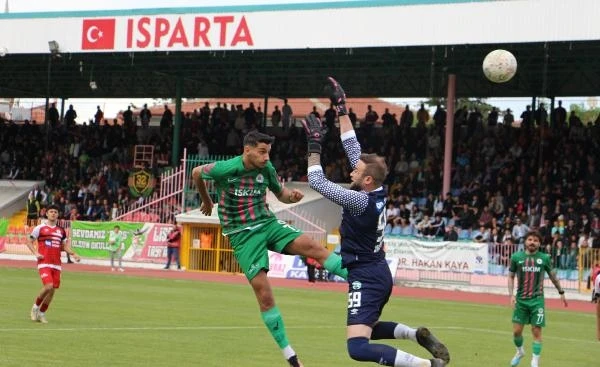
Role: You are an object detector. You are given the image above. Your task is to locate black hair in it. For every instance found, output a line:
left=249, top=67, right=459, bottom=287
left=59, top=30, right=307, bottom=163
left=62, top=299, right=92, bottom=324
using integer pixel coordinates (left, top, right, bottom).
left=524, top=230, right=543, bottom=243
left=46, top=204, right=60, bottom=212
left=243, top=131, right=274, bottom=147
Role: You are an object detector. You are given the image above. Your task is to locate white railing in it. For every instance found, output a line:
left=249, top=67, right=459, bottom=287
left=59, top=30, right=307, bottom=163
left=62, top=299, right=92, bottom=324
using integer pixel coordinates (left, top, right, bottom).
left=275, top=208, right=327, bottom=246
left=114, top=150, right=188, bottom=223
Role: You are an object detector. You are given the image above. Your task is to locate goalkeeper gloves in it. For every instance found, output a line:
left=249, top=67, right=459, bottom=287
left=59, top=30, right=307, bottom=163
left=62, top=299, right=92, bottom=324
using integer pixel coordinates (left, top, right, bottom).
left=325, top=76, right=348, bottom=116
left=301, top=114, right=326, bottom=155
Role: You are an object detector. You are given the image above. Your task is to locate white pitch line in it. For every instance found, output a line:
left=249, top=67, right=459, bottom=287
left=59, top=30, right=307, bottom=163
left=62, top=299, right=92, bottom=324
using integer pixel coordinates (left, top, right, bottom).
left=436, top=326, right=598, bottom=345
left=0, top=325, right=338, bottom=332
left=1, top=325, right=596, bottom=346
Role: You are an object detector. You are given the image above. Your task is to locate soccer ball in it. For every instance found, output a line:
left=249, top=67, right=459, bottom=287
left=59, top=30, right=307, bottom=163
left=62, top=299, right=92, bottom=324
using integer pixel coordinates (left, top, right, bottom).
left=482, top=49, right=517, bottom=83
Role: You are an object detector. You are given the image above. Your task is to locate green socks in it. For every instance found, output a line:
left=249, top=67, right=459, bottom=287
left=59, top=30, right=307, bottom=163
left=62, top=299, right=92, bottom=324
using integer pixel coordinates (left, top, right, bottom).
left=532, top=341, right=542, bottom=356
left=513, top=335, right=524, bottom=347
left=323, top=253, right=347, bottom=279
left=261, top=306, right=289, bottom=349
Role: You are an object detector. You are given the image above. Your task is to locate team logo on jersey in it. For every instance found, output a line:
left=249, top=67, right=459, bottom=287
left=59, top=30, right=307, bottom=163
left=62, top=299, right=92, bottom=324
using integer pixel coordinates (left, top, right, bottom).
left=128, top=168, right=156, bottom=198
left=256, top=173, right=264, bottom=183
left=351, top=281, right=362, bottom=290
left=536, top=258, right=543, bottom=264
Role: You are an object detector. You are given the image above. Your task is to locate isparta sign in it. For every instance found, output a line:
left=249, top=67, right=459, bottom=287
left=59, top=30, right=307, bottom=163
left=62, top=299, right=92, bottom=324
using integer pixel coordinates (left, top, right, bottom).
left=81, top=15, right=253, bottom=51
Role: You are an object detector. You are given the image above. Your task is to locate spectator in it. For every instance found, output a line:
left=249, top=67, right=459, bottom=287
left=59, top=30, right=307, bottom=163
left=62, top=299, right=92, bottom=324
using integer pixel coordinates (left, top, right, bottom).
left=26, top=195, right=40, bottom=226
left=160, top=104, right=173, bottom=132
left=164, top=224, right=182, bottom=270
left=512, top=218, right=530, bottom=250
left=444, top=224, right=459, bottom=241
left=64, top=104, right=77, bottom=127
left=416, top=103, right=430, bottom=125
left=48, top=102, right=60, bottom=128
left=271, top=105, right=281, bottom=127
left=281, top=99, right=293, bottom=130
left=347, top=107, right=357, bottom=127
left=94, top=106, right=104, bottom=125
left=108, top=225, right=125, bottom=272
left=140, top=103, right=152, bottom=128
left=123, top=105, right=133, bottom=128
left=433, top=104, right=446, bottom=132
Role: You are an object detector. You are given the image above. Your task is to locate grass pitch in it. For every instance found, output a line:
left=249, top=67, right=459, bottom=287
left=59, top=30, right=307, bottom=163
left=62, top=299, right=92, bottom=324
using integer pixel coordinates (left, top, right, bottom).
left=0, top=267, right=596, bottom=367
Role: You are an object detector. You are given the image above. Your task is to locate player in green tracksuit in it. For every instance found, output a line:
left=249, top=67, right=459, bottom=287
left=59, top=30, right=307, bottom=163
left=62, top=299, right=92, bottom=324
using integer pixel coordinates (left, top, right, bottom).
left=192, top=130, right=347, bottom=367
left=507, top=231, right=568, bottom=367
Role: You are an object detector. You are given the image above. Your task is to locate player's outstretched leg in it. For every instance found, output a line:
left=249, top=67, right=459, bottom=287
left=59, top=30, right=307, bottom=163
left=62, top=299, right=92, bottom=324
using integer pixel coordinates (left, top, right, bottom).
left=416, top=327, right=450, bottom=363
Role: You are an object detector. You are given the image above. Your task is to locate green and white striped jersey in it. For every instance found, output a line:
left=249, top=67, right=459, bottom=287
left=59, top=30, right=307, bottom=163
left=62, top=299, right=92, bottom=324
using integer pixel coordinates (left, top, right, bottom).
left=509, top=251, right=553, bottom=300
left=200, top=156, right=283, bottom=235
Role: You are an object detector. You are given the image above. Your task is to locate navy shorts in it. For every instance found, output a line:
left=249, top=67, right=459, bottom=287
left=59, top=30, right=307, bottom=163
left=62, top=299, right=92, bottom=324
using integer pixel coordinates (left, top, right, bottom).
left=346, top=260, right=393, bottom=326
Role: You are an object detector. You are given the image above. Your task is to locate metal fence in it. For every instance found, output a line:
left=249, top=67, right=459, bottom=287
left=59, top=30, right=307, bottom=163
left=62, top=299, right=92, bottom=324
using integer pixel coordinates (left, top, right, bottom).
left=115, top=153, right=232, bottom=223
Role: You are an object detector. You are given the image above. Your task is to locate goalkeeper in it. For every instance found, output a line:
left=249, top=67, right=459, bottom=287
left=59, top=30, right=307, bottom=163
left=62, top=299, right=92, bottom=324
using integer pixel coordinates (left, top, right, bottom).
left=302, top=77, right=450, bottom=367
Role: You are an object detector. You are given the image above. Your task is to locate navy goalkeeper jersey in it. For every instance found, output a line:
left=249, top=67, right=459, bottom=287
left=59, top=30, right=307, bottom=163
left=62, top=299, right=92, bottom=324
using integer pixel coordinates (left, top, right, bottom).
left=339, top=187, right=387, bottom=267
left=307, top=130, right=387, bottom=268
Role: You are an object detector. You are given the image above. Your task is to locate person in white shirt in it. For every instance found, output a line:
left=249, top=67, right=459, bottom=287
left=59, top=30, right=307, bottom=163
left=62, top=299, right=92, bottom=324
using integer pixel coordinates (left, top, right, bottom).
left=512, top=218, right=529, bottom=250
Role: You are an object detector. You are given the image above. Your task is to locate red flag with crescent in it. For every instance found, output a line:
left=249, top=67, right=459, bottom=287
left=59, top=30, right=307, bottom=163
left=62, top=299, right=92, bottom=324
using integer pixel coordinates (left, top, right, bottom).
left=82, top=19, right=116, bottom=50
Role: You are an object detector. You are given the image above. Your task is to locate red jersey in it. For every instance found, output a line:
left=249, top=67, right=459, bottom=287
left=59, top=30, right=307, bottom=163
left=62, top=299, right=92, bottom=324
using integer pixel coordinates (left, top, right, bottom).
left=592, top=266, right=600, bottom=286
left=30, top=223, right=67, bottom=270
left=166, top=228, right=181, bottom=248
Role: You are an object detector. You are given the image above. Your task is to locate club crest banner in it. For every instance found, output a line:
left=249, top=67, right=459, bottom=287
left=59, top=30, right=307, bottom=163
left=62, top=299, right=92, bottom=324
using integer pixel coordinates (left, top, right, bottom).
left=128, top=168, right=156, bottom=197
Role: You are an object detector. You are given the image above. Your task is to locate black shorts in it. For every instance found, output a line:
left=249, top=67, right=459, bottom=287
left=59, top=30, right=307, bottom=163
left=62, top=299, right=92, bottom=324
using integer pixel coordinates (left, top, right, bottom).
left=346, top=260, right=393, bottom=326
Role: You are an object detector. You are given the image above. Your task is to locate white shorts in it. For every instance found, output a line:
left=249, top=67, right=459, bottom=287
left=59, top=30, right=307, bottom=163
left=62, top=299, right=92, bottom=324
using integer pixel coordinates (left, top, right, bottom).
left=595, top=274, right=600, bottom=294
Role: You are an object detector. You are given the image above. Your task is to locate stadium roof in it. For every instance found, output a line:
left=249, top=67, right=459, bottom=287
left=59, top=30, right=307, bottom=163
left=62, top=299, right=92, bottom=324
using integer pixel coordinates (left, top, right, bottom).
left=0, top=0, right=599, bottom=99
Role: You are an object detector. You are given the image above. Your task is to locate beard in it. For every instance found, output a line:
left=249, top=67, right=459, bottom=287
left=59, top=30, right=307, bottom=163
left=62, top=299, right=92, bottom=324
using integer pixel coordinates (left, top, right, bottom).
left=349, top=181, right=362, bottom=191
left=526, top=244, right=539, bottom=253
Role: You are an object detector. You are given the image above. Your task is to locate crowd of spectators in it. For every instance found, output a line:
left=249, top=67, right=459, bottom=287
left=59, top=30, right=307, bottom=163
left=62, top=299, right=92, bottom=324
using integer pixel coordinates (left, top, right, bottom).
left=1, top=100, right=600, bottom=271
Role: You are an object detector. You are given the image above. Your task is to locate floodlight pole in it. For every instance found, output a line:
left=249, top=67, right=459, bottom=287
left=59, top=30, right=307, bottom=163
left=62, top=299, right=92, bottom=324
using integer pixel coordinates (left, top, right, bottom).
left=44, top=55, right=52, bottom=152
left=538, top=43, right=550, bottom=198
left=442, top=74, right=456, bottom=200
left=171, top=75, right=183, bottom=167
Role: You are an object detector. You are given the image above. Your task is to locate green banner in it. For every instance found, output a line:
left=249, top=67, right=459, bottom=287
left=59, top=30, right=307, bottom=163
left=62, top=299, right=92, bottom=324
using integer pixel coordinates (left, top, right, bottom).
left=70, top=221, right=144, bottom=258
left=0, top=218, right=8, bottom=237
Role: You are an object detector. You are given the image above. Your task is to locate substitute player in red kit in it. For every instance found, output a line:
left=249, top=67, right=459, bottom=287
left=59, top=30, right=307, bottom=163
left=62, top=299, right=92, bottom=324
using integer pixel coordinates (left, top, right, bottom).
left=26, top=204, right=80, bottom=323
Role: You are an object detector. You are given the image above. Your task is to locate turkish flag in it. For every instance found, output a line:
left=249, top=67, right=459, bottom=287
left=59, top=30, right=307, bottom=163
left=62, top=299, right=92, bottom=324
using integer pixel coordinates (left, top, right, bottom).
left=81, top=19, right=116, bottom=50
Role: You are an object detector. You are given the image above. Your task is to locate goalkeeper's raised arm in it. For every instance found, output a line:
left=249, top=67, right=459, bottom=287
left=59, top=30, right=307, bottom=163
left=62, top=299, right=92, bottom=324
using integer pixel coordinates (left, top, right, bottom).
left=326, top=77, right=361, bottom=169
left=301, top=77, right=369, bottom=215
